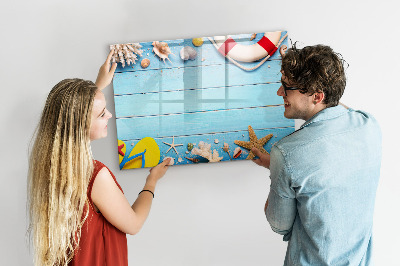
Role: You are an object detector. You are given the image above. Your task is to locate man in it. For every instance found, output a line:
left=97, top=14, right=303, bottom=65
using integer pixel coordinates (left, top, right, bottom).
left=252, top=44, right=381, bottom=265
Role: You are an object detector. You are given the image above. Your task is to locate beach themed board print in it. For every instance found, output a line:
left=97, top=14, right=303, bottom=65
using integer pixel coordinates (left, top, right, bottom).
left=112, top=31, right=295, bottom=170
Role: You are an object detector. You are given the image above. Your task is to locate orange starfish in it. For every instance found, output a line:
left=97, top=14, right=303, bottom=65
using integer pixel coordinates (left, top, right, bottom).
left=234, top=125, right=273, bottom=160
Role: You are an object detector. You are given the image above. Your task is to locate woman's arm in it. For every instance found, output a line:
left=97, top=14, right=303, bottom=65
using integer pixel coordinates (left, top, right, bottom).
left=91, top=159, right=171, bottom=235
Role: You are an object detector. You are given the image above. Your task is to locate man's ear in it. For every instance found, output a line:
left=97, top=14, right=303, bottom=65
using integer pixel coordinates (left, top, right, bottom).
left=313, top=91, right=325, bottom=104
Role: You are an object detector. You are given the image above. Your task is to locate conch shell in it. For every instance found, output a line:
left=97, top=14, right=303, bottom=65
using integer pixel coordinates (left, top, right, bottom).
left=233, top=147, right=242, bottom=159
left=185, top=157, right=199, bottom=163
left=222, top=142, right=232, bottom=160
left=152, top=41, right=172, bottom=62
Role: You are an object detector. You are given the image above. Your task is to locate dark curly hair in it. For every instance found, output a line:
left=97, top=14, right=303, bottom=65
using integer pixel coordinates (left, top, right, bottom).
left=281, top=43, right=348, bottom=107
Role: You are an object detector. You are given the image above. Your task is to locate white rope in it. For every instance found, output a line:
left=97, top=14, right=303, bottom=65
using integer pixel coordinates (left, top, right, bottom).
left=208, top=33, right=288, bottom=71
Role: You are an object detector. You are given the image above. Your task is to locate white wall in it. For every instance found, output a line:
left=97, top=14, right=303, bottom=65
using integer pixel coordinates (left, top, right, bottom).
left=1, top=0, right=399, bottom=265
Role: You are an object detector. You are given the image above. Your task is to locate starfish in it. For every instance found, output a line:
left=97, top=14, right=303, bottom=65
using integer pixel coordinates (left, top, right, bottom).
left=234, top=125, right=273, bottom=160
left=162, top=136, right=183, bottom=155
left=118, top=143, right=125, bottom=156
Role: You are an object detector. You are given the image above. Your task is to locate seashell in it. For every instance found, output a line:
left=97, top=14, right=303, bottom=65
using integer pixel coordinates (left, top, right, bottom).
left=233, top=147, right=242, bottom=159
left=222, top=143, right=232, bottom=160
left=185, top=157, right=199, bottom=163
left=178, top=157, right=183, bottom=163
left=164, top=157, right=175, bottom=165
left=152, top=41, right=173, bottom=62
left=214, top=139, right=219, bottom=144
left=141, top=58, right=150, bottom=68
left=180, top=46, right=197, bottom=61
left=192, top=38, right=204, bottom=47
left=250, top=33, right=257, bottom=41
left=187, top=143, right=194, bottom=151
left=279, top=45, right=288, bottom=57
left=222, top=143, right=229, bottom=152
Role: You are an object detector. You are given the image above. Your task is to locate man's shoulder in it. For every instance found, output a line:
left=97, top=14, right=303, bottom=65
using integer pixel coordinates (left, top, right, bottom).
left=348, top=108, right=380, bottom=126
left=341, top=108, right=381, bottom=137
left=272, top=128, right=310, bottom=157
left=273, top=108, right=381, bottom=156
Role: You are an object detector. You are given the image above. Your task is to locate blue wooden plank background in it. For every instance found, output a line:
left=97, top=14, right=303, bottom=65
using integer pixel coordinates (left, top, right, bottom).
left=115, top=83, right=282, bottom=118
left=112, top=31, right=295, bottom=169
left=113, top=60, right=282, bottom=95
left=117, top=106, right=291, bottom=140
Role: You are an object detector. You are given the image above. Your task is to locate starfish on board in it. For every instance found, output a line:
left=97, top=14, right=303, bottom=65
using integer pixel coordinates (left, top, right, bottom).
left=118, top=144, right=125, bottom=156
left=234, top=125, right=273, bottom=160
left=162, top=136, right=183, bottom=155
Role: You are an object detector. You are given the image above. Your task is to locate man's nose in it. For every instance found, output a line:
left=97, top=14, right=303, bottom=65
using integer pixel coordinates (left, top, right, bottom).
left=277, top=85, right=285, bottom=96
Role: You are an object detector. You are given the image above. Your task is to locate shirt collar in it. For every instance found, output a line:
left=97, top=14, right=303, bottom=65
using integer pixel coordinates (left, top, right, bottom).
left=300, top=105, right=348, bottom=129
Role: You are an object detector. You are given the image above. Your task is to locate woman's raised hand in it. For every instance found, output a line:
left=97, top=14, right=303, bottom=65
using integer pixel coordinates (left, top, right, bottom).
left=95, top=49, right=117, bottom=90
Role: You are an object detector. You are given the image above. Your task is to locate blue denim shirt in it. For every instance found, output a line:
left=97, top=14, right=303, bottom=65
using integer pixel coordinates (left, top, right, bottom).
left=266, top=105, right=382, bottom=266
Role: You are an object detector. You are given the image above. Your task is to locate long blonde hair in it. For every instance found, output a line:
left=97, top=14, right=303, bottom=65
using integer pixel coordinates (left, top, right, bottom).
left=28, top=79, right=98, bottom=265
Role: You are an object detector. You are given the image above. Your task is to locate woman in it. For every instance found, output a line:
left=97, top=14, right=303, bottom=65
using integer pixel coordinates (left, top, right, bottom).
left=27, top=50, right=171, bottom=265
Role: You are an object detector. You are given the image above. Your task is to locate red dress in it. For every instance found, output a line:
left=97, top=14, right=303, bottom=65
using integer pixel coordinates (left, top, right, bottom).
left=69, top=160, right=128, bottom=266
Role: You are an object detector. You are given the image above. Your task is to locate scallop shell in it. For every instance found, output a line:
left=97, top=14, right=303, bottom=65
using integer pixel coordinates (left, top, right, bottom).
left=164, top=157, right=175, bottom=165
left=141, top=58, right=150, bottom=68
left=152, top=41, right=172, bottom=62
left=180, top=46, right=197, bottom=61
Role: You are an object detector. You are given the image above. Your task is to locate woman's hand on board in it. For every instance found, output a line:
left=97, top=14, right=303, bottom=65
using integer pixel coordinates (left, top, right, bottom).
left=96, top=49, right=117, bottom=90
left=146, top=158, right=171, bottom=186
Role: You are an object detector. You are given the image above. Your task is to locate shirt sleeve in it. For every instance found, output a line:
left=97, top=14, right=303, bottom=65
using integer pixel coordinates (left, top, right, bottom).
left=266, top=145, right=297, bottom=241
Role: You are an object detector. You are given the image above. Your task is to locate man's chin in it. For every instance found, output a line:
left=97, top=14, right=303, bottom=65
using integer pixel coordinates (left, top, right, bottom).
left=284, top=112, right=299, bottom=120
left=283, top=111, right=293, bottom=119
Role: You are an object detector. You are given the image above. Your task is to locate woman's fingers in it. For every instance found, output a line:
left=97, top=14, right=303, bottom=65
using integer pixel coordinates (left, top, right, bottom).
left=106, top=49, right=114, bottom=65
left=110, top=62, right=117, bottom=75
